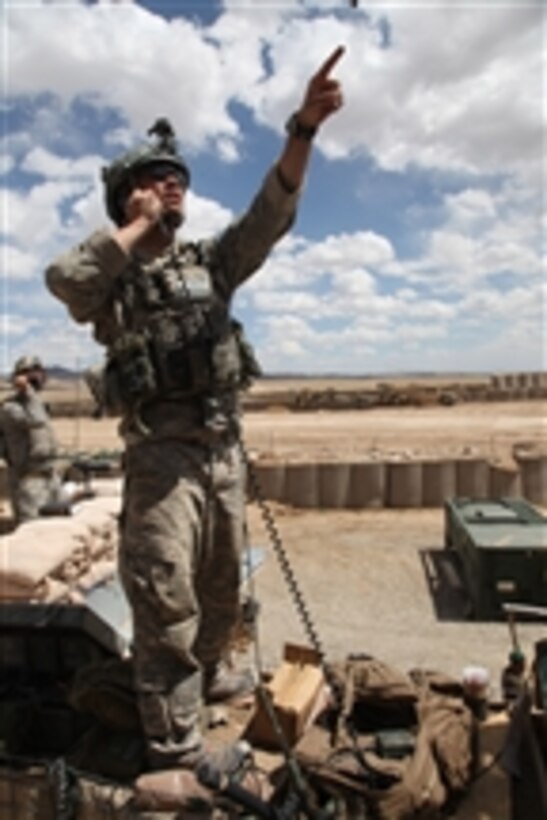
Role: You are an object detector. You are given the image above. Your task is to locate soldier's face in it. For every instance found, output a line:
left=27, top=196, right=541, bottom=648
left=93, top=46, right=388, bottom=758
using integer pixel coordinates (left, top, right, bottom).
left=28, top=368, right=46, bottom=389
left=13, top=368, right=45, bottom=391
left=136, top=163, right=186, bottom=220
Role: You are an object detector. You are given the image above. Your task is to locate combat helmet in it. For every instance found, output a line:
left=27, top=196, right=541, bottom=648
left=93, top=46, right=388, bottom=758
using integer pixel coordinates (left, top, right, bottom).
left=12, top=355, right=44, bottom=377
left=102, top=118, right=191, bottom=226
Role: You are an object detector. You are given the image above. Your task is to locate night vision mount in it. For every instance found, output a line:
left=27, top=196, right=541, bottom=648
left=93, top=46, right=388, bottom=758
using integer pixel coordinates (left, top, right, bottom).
left=147, top=118, right=178, bottom=156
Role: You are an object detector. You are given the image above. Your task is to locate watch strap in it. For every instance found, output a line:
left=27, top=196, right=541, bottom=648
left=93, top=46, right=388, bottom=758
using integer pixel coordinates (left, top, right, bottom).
left=285, top=112, right=317, bottom=142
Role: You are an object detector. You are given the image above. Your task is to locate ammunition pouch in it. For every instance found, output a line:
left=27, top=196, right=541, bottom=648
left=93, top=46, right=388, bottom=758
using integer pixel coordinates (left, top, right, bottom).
left=230, top=319, right=262, bottom=388
left=103, top=333, right=158, bottom=416
left=155, top=338, right=213, bottom=394
left=210, top=319, right=261, bottom=391
left=156, top=320, right=260, bottom=393
left=101, top=321, right=261, bottom=416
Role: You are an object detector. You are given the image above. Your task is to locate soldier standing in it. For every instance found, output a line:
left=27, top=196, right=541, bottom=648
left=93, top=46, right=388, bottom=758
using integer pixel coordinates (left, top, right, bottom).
left=46, top=47, right=345, bottom=774
left=0, top=356, right=60, bottom=524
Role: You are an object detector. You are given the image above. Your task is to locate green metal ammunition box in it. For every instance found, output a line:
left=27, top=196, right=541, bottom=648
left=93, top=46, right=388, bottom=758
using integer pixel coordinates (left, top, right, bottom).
left=444, top=498, right=547, bottom=619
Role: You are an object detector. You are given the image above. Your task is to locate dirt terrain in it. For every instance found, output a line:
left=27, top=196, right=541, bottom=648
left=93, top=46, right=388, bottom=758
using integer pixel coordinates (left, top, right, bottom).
left=243, top=400, right=546, bottom=463
left=245, top=504, right=545, bottom=692
left=52, top=398, right=545, bottom=464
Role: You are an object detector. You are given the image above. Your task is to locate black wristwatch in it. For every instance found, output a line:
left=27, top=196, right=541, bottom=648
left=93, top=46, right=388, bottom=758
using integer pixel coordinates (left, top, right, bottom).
left=285, top=112, right=317, bottom=142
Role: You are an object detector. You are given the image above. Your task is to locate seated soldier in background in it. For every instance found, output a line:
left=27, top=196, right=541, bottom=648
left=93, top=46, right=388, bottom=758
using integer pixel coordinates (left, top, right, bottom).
left=0, top=356, right=60, bottom=524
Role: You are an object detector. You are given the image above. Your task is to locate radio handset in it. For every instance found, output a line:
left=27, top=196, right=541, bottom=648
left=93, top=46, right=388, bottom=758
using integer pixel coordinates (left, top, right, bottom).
left=159, top=209, right=183, bottom=235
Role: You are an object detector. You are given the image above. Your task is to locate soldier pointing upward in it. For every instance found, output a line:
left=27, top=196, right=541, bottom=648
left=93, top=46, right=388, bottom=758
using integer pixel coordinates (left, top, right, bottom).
left=46, top=47, right=345, bottom=777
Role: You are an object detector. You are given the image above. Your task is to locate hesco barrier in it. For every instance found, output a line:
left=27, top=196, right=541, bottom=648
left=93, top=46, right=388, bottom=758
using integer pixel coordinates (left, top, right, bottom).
left=422, top=460, right=456, bottom=507
left=285, top=462, right=319, bottom=508
left=518, top=456, right=547, bottom=506
left=455, top=459, right=489, bottom=499
left=252, top=462, right=286, bottom=502
left=318, top=463, right=352, bottom=508
left=489, top=463, right=521, bottom=497
left=251, top=456, right=547, bottom=509
left=347, top=462, right=386, bottom=508
left=386, top=462, right=423, bottom=508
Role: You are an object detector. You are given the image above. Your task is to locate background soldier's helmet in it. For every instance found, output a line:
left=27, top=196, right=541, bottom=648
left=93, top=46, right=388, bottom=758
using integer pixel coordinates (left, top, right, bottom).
left=101, top=118, right=191, bottom=226
left=12, top=355, right=44, bottom=377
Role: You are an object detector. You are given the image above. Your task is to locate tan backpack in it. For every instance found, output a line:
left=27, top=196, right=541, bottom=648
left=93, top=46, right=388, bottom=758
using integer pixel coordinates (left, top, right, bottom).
left=296, top=657, right=475, bottom=819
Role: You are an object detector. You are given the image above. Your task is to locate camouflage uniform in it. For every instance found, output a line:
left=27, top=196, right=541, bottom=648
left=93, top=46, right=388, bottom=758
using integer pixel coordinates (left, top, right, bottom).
left=0, top=385, right=59, bottom=523
left=46, top=166, right=299, bottom=768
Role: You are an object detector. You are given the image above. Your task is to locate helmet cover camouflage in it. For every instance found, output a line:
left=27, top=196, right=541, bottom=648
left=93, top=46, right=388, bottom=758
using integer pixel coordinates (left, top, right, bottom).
left=11, top=356, right=45, bottom=379
left=102, top=118, right=191, bottom=225
left=12, top=355, right=44, bottom=377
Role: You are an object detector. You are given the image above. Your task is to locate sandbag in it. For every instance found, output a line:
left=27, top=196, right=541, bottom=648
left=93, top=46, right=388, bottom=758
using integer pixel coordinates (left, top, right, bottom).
left=74, top=775, right=134, bottom=820
left=0, top=518, right=91, bottom=595
left=133, top=769, right=214, bottom=814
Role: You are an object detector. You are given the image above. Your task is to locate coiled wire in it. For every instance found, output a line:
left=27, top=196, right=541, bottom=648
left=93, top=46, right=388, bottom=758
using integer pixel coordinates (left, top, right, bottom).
left=239, top=439, right=345, bottom=717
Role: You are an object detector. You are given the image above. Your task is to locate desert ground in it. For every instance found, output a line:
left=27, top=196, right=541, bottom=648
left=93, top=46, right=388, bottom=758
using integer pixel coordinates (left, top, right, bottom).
left=51, top=393, right=545, bottom=464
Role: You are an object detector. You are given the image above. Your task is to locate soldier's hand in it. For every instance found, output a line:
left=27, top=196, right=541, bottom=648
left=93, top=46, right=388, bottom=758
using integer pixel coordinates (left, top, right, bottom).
left=13, top=374, right=30, bottom=393
left=297, top=46, right=345, bottom=130
left=124, top=187, right=164, bottom=227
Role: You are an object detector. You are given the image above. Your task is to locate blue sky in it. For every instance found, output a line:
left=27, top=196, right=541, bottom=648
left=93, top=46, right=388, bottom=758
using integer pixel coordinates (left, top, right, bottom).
left=1, top=0, right=545, bottom=375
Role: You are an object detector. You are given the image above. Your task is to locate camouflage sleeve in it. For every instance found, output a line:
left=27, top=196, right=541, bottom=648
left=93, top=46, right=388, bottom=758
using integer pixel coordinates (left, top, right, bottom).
left=0, top=393, right=47, bottom=431
left=209, top=165, right=300, bottom=296
left=0, top=399, right=27, bottom=430
left=45, top=229, right=128, bottom=324
left=20, top=391, right=52, bottom=431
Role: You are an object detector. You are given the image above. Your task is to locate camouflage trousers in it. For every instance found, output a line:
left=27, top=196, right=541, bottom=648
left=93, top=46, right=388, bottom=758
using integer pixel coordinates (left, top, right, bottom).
left=119, top=435, right=245, bottom=770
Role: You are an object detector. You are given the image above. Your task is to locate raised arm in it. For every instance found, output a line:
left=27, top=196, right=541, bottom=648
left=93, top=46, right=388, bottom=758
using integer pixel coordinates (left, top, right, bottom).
left=278, top=45, right=345, bottom=191
left=210, top=46, right=346, bottom=293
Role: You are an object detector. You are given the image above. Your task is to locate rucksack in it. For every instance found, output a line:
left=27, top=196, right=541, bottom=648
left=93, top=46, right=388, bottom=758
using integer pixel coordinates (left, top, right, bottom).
left=296, top=657, right=476, bottom=819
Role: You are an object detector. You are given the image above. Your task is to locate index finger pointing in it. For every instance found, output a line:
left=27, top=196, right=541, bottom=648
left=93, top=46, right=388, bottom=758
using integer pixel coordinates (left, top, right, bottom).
left=316, top=45, right=345, bottom=79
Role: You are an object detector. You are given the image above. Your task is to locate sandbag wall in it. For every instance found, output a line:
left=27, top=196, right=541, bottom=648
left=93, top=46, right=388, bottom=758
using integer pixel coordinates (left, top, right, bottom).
left=0, top=480, right=122, bottom=602
left=250, top=455, right=547, bottom=509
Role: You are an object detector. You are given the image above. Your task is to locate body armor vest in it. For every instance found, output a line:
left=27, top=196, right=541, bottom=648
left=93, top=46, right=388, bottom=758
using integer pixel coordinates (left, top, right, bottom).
left=101, top=243, right=260, bottom=416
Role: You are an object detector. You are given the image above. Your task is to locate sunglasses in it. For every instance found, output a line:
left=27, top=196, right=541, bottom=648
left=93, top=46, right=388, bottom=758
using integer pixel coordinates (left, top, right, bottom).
left=139, top=162, right=189, bottom=187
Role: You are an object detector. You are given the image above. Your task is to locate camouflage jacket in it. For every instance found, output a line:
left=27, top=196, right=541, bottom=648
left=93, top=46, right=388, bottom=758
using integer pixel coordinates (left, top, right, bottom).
left=0, top=388, right=58, bottom=476
left=46, top=166, right=299, bottom=443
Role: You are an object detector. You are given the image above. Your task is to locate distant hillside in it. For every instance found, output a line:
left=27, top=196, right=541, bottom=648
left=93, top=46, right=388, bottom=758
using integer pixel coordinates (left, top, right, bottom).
left=46, top=366, right=78, bottom=380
